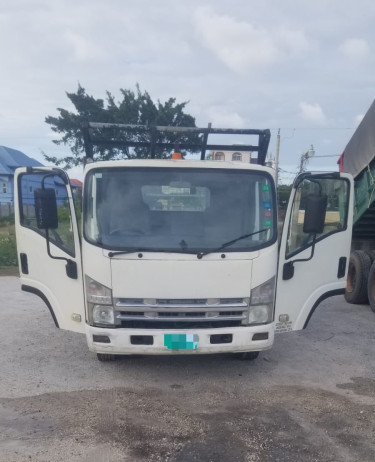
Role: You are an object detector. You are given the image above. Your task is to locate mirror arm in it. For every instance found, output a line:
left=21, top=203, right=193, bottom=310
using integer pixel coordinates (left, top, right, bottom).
left=41, top=171, right=68, bottom=190
left=283, top=235, right=317, bottom=280
left=308, top=178, right=322, bottom=195
left=41, top=173, right=58, bottom=190
left=45, top=230, right=78, bottom=279
left=291, top=234, right=316, bottom=264
left=46, top=229, right=65, bottom=262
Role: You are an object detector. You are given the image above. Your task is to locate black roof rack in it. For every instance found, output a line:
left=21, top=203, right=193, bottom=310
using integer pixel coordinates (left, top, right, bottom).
left=82, top=122, right=271, bottom=165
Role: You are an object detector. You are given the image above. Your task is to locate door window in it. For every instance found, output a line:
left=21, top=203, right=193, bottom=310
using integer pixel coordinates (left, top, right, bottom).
left=286, top=177, right=349, bottom=258
left=19, top=173, right=75, bottom=256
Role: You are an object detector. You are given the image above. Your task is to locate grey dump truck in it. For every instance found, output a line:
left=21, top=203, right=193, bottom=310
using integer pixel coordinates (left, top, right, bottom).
left=340, top=99, right=375, bottom=312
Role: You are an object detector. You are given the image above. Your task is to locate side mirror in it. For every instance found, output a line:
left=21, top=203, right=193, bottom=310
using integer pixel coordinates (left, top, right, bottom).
left=34, top=188, right=58, bottom=230
left=303, top=194, right=327, bottom=234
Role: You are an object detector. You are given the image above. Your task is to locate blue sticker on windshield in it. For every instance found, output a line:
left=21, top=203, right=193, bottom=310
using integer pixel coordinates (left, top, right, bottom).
left=263, top=201, right=272, bottom=209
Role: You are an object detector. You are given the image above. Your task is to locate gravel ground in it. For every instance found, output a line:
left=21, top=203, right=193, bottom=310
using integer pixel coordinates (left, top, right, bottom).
left=0, top=276, right=374, bottom=461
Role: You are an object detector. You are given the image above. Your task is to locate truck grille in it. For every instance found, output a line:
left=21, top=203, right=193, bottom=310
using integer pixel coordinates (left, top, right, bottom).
left=114, top=298, right=249, bottom=329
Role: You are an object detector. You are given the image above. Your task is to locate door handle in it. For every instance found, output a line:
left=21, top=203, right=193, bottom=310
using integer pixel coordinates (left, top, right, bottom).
left=337, top=257, right=347, bottom=278
left=20, top=253, right=28, bottom=274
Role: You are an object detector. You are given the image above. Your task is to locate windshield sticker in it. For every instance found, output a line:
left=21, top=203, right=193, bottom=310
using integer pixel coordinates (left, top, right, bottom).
left=263, top=201, right=272, bottom=209
left=264, top=218, right=272, bottom=228
left=264, top=209, right=272, bottom=218
left=262, top=183, right=271, bottom=192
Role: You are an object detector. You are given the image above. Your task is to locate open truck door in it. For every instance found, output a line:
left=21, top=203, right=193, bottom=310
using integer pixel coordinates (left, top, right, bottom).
left=14, top=167, right=85, bottom=333
left=275, top=172, right=353, bottom=332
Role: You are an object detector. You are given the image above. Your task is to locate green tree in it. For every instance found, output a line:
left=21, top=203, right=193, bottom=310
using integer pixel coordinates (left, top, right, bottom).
left=277, top=184, right=292, bottom=207
left=44, top=84, right=200, bottom=169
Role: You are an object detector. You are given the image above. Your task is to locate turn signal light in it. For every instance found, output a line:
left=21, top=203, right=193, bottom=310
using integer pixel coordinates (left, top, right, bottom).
left=172, top=152, right=182, bottom=159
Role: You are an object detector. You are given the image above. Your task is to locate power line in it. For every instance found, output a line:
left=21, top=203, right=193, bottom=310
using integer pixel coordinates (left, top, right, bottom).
left=279, top=168, right=298, bottom=175
left=312, top=154, right=340, bottom=158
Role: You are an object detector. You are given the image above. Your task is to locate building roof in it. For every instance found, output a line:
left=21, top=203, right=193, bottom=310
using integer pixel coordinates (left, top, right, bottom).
left=0, top=146, right=43, bottom=175
left=70, top=178, right=83, bottom=188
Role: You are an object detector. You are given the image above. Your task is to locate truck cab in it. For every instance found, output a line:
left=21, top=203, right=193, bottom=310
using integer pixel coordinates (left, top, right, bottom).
left=14, top=124, right=354, bottom=360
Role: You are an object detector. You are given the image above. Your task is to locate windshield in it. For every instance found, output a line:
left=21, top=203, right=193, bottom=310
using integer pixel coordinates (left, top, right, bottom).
left=84, top=167, right=276, bottom=253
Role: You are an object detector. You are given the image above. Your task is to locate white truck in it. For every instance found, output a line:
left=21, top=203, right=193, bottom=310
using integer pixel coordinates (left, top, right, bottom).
left=14, top=124, right=353, bottom=361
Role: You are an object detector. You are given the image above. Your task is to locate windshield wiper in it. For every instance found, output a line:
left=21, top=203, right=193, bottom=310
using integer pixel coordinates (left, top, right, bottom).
left=107, top=248, right=198, bottom=257
left=106, top=229, right=268, bottom=258
left=197, top=229, right=269, bottom=259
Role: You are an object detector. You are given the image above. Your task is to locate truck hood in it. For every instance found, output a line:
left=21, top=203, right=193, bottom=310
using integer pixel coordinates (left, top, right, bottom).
left=110, top=258, right=253, bottom=299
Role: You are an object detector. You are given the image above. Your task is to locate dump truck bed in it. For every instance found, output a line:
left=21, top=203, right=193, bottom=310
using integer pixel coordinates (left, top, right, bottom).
left=340, top=100, right=375, bottom=240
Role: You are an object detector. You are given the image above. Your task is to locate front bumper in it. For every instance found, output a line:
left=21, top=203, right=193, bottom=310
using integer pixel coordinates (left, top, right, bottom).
left=85, top=323, right=275, bottom=355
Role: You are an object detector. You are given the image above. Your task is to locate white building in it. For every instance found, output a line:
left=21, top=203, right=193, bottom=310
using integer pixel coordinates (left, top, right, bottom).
left=211, top=150, right=252, bottom=163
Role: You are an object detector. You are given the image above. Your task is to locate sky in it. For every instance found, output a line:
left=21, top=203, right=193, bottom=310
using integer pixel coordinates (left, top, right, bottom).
left=1, top=0, right=375, bottom=183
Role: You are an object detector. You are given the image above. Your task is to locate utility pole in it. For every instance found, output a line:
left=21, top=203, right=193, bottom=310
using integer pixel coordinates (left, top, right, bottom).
left=299, top=145, right=315, bottom=173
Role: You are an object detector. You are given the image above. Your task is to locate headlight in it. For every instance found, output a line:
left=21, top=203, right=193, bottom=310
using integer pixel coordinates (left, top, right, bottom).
left=85, top=276, right=115, bottom=326
left=92, top=305, right=114, bottom=325
left=248, top=276, right=275, bottom=325
left=85, top=275, right=112, bottom=305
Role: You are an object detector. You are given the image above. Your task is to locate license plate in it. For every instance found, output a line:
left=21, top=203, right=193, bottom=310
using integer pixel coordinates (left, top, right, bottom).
left=164, top=334, right=199, bottom=350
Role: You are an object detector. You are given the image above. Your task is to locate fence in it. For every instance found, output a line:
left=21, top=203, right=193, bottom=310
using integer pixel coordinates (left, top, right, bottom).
left=0, top=203, right=14, bottom=218
left=0, top=203, right=36, bottom=219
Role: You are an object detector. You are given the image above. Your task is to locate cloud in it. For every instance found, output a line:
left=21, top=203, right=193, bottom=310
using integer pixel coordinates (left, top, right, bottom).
left=354, top=113, right=364, bottom=125
left=0, top=0, right=373, bottom=176
left=299, top=102, right=327, bottom=124
left=193, top=7, right=311, bottom=74
left=63, top=30, right=104, bottom=62
left=206, top=106, right=245, bottom=128
left=339, top=38, right=370, bottom=60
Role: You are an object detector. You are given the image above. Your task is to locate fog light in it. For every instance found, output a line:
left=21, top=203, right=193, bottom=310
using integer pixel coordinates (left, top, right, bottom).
left=92, top=305, right=114, bottom=325
left=93, top=335, right=111, bottom=343
left=252, top=332, right=269, bottom=341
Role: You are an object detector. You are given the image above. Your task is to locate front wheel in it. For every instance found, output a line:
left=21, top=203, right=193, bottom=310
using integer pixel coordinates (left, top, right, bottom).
left=97, top=353, right=117, bottom=362
left=233, top=351, right=259, bottom=361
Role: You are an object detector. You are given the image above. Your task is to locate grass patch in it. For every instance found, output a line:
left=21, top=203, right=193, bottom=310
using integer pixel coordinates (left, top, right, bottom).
left=0, top=223, right=15, bottom=236
left=0, top=213, right=14, bottom=227
left=0, top=234, right=18, bottom=266
left=0, top=266, right=19, bottom=276
left=0, top=218, right=17, bottom=268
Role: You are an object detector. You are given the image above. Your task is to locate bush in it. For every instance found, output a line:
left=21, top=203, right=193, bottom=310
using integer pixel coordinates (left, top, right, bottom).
left=58, top=204, right=71, bottom=222
left=0, top=235, right=18, bottom=266
left=0, top=214, right=15, bottom=227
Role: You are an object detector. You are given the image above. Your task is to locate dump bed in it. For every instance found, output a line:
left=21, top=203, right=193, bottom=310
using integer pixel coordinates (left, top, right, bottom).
left=340, top=100, right=375, bottom=240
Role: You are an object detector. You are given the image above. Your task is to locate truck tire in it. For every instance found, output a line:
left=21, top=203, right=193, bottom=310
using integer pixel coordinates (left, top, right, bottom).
left=367, top=261, right=375, bottom=313
left=367, top=250, right=375, bottom=263
left=345, top=250, right=371, bottom=304
left=97, top=353, right=117, bottom=362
